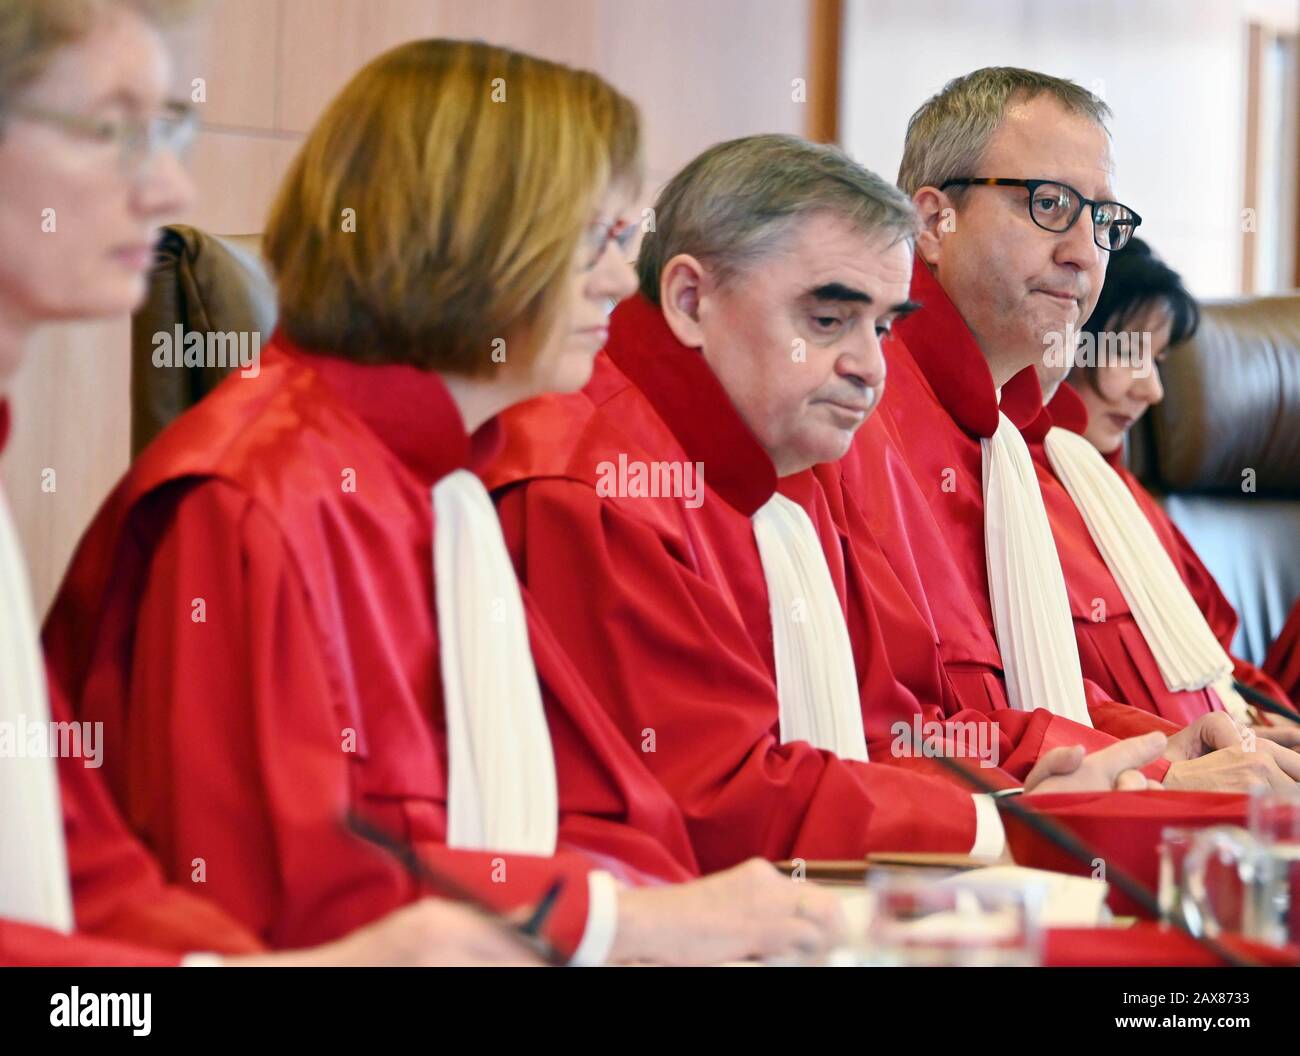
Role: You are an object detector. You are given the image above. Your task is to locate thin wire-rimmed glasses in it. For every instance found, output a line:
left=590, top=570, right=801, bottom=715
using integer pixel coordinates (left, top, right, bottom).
left=940, top=177, right=1142, bottom=252
left=8, top=100, right=198, bottom=175
left=580, top=216, right=638, bottom=271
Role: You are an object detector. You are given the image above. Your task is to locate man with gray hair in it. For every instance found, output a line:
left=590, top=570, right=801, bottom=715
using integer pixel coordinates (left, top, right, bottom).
left=845, top=66, right=1299, bottom=791
left=485, top=132, right=1170, bottom=875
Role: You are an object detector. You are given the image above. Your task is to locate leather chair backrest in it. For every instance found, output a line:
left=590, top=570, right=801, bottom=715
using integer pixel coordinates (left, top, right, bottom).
left=130, top=225, right=276, bottom=456
left=1129, top=293, right=1300, bottom=663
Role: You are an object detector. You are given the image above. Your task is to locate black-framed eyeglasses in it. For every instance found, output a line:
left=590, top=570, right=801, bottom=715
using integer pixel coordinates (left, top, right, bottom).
left=580, top=216, right=638, bottom=271
left=940, top=177, right=1142, bottom=252
left=9, top=100, right=198, bottom=175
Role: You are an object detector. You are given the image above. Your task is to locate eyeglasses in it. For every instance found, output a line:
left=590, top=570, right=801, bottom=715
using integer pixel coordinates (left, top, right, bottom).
left=9, top=100, right=198, bottom=175
left=580, top=216, right=637, bottom=271
left=940, top=177, right=1142, bottom=252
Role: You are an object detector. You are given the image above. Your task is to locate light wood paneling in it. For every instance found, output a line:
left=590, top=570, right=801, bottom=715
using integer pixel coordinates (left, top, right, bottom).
left=4, top=319, right=131, bottom=615
left=180, top=130, right=304, bottom=234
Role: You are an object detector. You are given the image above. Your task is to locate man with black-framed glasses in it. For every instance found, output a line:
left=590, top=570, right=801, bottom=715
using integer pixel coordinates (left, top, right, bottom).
left=839, top=65, right=1295, bottom=794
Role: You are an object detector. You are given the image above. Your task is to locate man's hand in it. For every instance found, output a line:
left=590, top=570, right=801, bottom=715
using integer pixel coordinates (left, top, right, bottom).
left=1160, top=711, right=1300, bottom=792
left=1252, top=724, right=1300, bottom=751
left=1164, top=712, right=1252, bottom=761
left=228, top=898, right=544, bottom=967
left=609, top=858, right=845, bottom=966
left=1023, top=731, right=1167, bottom=795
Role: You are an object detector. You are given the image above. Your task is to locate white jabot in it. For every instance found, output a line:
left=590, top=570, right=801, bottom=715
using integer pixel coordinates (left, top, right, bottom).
left=0, top=486, right=73, bottom=930
left=433, top=469, right=558, bottom=855
left=982, top=413, right=1093, bottom=726
left=1043, top=426, right=1250, bottom=722
left=752, top=492, right=869, bottom=761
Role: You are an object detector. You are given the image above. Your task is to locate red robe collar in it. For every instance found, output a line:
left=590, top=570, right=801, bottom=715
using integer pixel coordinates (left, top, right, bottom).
left=1022, top=379, right=1090, bottom=444
left=1037, top=382, right=1090, bottom=443
left=606, top=294, right=777, bottom=517
left=891, top=257, right=1044, bottom=439
left=1035, top=383, right=1126, bottom=470
left=276, top=332, right=503, bottom=487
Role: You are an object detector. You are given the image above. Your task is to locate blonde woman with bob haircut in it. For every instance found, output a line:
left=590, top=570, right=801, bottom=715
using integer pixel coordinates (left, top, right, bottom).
left=45, top=37, right=843, bottom=966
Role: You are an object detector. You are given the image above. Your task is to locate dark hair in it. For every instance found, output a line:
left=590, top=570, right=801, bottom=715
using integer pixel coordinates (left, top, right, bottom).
left=1079, top=237, right=1200, bottom=367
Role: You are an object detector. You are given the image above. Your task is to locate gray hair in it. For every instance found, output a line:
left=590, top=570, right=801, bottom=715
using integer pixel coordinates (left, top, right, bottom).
left=637, top=133, right=917, bottom=304
left=0, top=0, right=201, bottom=124
left=897, top=67, right=1112, bottom=197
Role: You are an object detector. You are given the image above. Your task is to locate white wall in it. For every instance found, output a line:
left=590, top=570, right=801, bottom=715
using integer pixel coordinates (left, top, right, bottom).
left=841, top=0, right=1298, bottom=299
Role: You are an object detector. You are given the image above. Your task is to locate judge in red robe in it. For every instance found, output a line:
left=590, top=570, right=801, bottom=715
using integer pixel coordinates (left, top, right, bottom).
left=45, top=343, right=695, bottom=958
left=484, top=134, right=1175, bottom=876
left=1053, top=236, right=1297, bottom=722
left=42, top=40, right=845, bottom=967
left=1030, top=382, right=1297, bottom=723
left=0, top=0, right=304, bottom=967
left=853, top=71, right=1293, bottom=791
left=0, top=429, right=264, bottom=964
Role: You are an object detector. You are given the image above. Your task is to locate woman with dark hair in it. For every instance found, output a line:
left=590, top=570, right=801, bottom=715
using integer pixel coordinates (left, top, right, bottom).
left=1068, top=238, right=1199, bottom=456
left=1031, top=238, right=1297, bottom=738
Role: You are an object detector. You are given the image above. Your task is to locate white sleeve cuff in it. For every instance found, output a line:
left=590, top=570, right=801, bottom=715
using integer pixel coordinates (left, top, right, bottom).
left=567, top=870, right=619, bottom=967
left=179, top=952, right=225, bottom=967
left=969, top=794, right=1007, bottom=861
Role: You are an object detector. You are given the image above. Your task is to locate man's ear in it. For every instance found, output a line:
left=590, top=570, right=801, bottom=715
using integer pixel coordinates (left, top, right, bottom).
left=658, top=254, right=708, bottom=349
left=912, top=186, right=953, bottom=267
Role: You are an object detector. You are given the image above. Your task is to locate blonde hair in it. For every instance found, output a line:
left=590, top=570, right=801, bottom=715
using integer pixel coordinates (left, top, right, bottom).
left=897, top=67, right=1111, bottom=197
left=263, top=38, right=642, bottom=375
left=0, top=0, right=199, bottom=121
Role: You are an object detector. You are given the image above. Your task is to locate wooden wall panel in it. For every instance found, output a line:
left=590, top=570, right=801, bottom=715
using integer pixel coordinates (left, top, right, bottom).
left=3, top=319, right=131, bottom=615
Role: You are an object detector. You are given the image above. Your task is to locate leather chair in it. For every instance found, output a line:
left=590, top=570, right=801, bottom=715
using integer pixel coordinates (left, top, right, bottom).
left=130, top=224, right=276, bottom=455
left=1127, top=293, right=1300, bottom=665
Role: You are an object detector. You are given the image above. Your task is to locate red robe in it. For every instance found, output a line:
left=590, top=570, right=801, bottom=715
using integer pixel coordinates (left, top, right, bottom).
left=0, top=691, right=265, bottom=966
left=0, top=920, right=179, bottom=967
left=42, top=337, right=698, bottom=962
left=482, top=293, right=1141, bottom=874
left=1265, top=600, right=1300, bottom=703
left=1, top=403, right=262, bottom=967
left=1039, top=385, right=1295, bottom=714
left=847, top=258, right=1181, bottom=744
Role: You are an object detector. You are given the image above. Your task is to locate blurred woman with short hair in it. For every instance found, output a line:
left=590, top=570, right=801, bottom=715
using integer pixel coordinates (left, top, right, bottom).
left=0, top=0, right=564, bottom=967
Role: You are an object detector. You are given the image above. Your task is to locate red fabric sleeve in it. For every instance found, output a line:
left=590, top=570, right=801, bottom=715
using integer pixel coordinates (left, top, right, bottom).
left=69, top=479, right=596, bottom=961
left=496, top=478, right=984, bottom=872
left=39, top=679, right=264, bottom=957
left=0, top=920, right=180, bottom=967
left=1264, top=600, right=1300, bottom=704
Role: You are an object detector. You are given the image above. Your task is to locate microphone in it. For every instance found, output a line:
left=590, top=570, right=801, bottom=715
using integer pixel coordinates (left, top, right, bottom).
left=344, top=811, right=566, bottom=966
left=1233, top=679, right=1300, bottom=725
